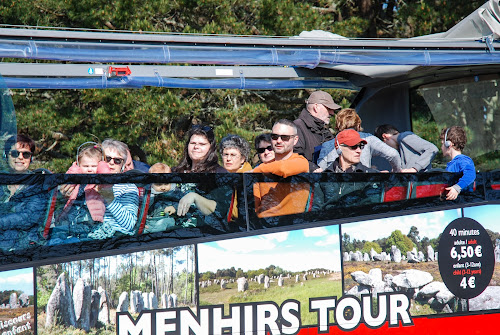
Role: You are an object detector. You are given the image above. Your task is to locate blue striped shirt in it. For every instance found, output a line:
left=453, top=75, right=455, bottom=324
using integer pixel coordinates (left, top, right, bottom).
left=104, top=184, right=139, bottom=235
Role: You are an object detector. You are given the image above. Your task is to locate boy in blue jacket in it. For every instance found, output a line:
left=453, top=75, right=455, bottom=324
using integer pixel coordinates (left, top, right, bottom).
left=440, top=126, right=476, bottom=200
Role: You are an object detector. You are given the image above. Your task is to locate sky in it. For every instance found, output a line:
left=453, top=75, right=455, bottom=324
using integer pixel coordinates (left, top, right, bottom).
left=342, top=208, right=462, bottom=241
left=463, top=204, right=500, bottom=233
left=0, top=268, right=33, bottom=295
left=198, top=225, right=341, bottom=273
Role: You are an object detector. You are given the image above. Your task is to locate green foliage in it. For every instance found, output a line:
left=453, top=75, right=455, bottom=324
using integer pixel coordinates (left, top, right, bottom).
left=0, top=0, right=486, bottom=171
left=362, top=241, right=382, bottom=254
left=395, top=0, right=484, bottom=37
left=0, top=290, right=22, bottom=305
left=201, top=274, right=342, bottom=325
left=385, top=229, right=415, bottom=254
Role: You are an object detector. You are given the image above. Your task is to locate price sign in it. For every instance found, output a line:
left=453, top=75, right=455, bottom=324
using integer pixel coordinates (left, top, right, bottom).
left=438, top=217, right=494, bottom=299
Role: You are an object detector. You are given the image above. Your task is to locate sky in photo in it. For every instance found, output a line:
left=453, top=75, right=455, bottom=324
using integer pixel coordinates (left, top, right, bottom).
left=0, top=267, right=33, bottom=295
left=463, top=204, right=500, bottom=233
left=342, top=208, right=462, bottom=241
left=198, top=225, right=341, bottom=273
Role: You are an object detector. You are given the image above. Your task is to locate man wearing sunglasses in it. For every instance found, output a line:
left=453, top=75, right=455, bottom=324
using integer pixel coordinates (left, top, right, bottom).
left=294, top=90, right=340, bottom=171
left=324, top=129, right=377, bottom=173
left=252, top=120, right=309, bottom=218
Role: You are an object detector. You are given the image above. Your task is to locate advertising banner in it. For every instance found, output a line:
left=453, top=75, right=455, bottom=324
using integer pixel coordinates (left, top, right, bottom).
left=1, top=204, right=497, bottom=334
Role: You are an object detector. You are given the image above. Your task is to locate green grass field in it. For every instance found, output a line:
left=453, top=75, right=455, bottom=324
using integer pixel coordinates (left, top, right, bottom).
left=200, top=273, right=342, bottom=325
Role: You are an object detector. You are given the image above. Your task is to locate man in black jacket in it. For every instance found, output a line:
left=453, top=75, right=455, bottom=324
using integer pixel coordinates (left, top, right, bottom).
left=325, top=129, right=377, bottom=173
left=293, top=90, right=340, bottom=171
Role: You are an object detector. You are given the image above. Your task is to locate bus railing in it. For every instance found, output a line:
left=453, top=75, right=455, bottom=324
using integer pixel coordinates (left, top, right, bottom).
left=0, top=170, right=493, bottom=268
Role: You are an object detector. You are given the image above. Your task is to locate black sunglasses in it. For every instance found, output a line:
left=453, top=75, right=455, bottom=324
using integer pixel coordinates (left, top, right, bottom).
left=256, top=145, right=273, bottom=154
left=271, top=133, right=295, bottom=141
left=341, top=143, right=365, bottom=150
left=192, top=124, right=213, bottom=133
left=105, top=156, right=124, bottom=165
left=9, top=150, right=32, bottom=159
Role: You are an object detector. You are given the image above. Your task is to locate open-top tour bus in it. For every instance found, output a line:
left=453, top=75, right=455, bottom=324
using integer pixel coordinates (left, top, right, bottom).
left=1, top=1, right=500, bottom=334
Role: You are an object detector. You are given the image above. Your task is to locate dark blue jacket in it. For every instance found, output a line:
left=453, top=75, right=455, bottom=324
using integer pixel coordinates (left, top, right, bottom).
left=0, top=178, right=49, bottom=251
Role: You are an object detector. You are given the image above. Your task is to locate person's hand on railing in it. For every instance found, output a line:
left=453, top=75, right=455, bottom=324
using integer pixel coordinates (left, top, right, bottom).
left=445, top=186, right=459, bottom=200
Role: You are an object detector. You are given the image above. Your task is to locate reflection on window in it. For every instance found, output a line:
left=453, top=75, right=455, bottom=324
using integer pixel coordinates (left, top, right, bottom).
left=414, top=76, right=500, bottom=171
left=0, top=171, right=493, bottom=267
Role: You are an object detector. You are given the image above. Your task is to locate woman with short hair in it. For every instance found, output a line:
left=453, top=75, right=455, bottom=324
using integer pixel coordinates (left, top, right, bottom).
left=88, top=139, right=139, bottom=239
left=219, top=134, right=252, bottom=173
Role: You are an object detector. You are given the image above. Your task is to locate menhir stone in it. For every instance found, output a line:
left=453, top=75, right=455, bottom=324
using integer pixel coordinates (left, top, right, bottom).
left=149, top=292, right=158, bottom=309
left=469, top=286, right=500, bottom=311
left=264, top=276, right=270, bottom=289
left=117, top=292, right=129, bottom=312
left=9, top=292, right=18, bottom=309
left=45, top=273, right=76, bottom=328
left=168, top=294, right=177, bottom=308
left=237, top=277, right=248, bottom=292
left=391, top=269, right=433, bottom=289
left=97, top=287, right=110, bottom=325
left=89, top=290, right=100, bottom=328
left=73, top=278, right=91, bottom=331
left=18, top=293, right=29, bottom=308
left=130, top=290, right=143, bottom=314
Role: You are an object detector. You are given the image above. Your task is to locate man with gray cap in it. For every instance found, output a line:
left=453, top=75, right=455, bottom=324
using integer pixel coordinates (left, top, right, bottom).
left=293, top=90, right=340, bottom=171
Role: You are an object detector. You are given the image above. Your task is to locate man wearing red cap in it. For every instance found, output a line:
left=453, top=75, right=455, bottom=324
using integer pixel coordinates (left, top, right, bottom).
left=324, top=129, right=378, bottom=172
left=294, top=90, right=340, bottom=171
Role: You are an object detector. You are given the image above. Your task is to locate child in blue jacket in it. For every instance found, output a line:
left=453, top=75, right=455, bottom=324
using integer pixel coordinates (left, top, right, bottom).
left=440, top=126, right=476, bottom=200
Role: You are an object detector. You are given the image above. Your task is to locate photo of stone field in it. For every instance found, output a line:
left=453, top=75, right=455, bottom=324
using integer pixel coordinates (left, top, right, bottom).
left=198, top=225, right=342, bottom=326
left=0, top=268, right=34, bottom=335
left=36, top=246, right=195, bottom=335
left=342, top=207, right=500, bottom=316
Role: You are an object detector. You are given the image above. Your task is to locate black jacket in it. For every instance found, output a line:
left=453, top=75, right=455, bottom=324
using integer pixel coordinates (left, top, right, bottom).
left=293, top=109, right=334, bottom=171
left=324, top=159, right=378, bottom=173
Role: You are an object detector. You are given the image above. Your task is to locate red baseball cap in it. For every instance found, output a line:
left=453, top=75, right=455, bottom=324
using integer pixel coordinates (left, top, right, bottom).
left=335, top=129, right=367, bottom=147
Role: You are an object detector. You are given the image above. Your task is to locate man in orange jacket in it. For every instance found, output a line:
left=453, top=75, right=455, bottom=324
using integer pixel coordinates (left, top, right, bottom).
left=252, top=119, right=310, bottom=218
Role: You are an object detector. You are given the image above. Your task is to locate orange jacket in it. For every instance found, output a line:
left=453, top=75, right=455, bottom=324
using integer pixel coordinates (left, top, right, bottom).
left=253, top=153, right=310, bottom=218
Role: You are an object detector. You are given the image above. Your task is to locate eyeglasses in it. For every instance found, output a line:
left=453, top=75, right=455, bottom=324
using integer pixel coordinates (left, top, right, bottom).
left=341, top=143, right=365, bottom=150
left=256, top=145, right=273, bottom=154
left=271, top=133, right=295, bottom=141
left=9, top=150, right=32, bottom=159
left=222, top=153, right=241, bottom=159
left=105, top=156, right=124, bottom=165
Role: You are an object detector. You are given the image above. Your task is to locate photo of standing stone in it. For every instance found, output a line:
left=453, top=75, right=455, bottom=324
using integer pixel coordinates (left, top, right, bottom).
left=36, top=246, right=196, bottom=334
left=0, top=268, right=34, bottom=335
left=342, top=209, right=464, bottom=316
left=198, top=225, right=342, bottom=325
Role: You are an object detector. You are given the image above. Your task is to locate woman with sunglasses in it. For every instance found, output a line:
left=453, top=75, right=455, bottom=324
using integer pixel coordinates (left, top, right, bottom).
left=0, top=134, right=48, bottom=251
left=87, top=139, right=139, bottom=239
left=317, top=108, right=402, bottom=172
left=254, top=133, right=275, bottom=165
left=173, top=125, right=234, bottom=233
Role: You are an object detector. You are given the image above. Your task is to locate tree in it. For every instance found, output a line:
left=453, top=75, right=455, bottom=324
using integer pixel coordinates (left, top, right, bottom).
left=386, top=230, right=414, bottom=254
left=0, top=1, right=487, bottom=172
left=342, top=233, right=353, bottom=253
left=362, top=241, right=382, bottom=254
left=407, top=226, right=421, bottom=251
